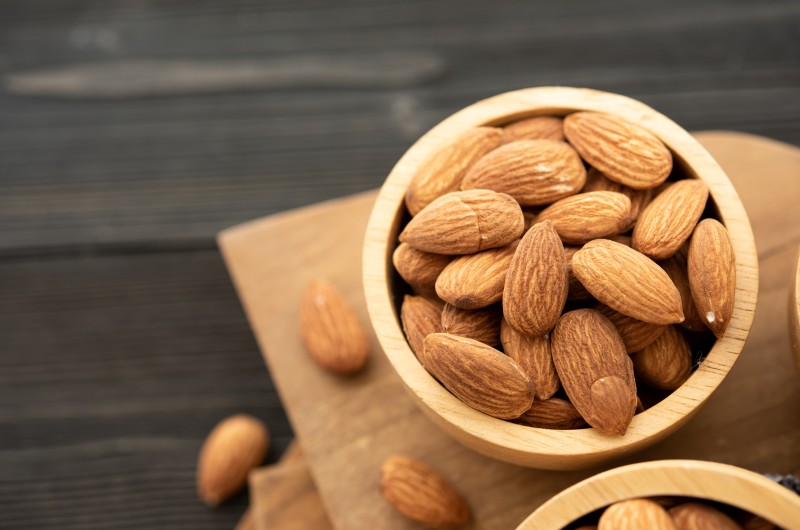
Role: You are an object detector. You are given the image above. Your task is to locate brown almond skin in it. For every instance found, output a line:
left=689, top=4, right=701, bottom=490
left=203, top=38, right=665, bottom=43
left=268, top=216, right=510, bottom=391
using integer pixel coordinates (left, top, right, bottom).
left=564, top=112, right=673, bottom=190
left=423, top=333, right=535, bottom=419
left=536, top=191, right=632, bottom=245
left=599, top=499, right=678, bottom=530
left=399, top=190, right=524, bottom=255
left=503, top=220, right=568, bottom=336
left=401, top=295, right=443, bottom=367
left=405, top=126, right=503, bottom=215
left=380, top=454, right=471, bottom=528
left=197, top=415, right=270, bottom=506
left=299, top=279, right=369, bottom=375
left=584, top=167, right=655, bottom=230
left=572, top=239, right=684, bottom=325
left=661, top=251, right=707, bottom=332
left=503, top=116, right=564, bottom=142
left=461, top=139, right=586, bottom=206
left=515, top=397, right=587, bottom=429
left=565, top=245, right=594, bottom=301
left=441, top=303, right=501, bottom=346
left=688, top=219, right=736, bottom=338
left=632, top=325, right=692, bottom=390
left=435, top=242, right=517, bottom=309
left=500, top=318, right=560, bottom=400
left=597, top=303, right=666, bottom=353
left=393, top=243, right=451, bottom=293
left=551, top=309, right=637, bottom=435
left=669, top=502, right=744, bottom=530
left=633, top=179, right=709, bottom=260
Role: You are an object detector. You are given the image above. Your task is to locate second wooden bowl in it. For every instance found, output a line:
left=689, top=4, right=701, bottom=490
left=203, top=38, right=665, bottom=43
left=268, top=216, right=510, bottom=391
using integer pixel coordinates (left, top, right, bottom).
left=791, top=247, right=800, bottom=375
left=362, top=87, right=759, bottom=469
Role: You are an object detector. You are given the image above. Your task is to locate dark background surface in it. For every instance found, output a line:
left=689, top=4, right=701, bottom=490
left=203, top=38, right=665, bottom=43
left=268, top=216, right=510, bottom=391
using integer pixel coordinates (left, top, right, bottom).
left=1, top=1, right=798, bottom=528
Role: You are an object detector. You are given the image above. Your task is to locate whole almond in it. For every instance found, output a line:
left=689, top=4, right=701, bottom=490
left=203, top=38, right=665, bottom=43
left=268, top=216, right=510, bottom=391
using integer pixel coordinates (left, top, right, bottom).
left=401, top=295, right=443, bottom=366
left=599, top=499, right=678, bottom=530
left=551, top=309, right=637, bottom=435
left=564, top=112, right=673, bottom=190
left=515, top=397, right=587, bottom=429
left=441, top=303, right=501, bottom=346
left=405, top=127, right=503, bottom=215
left=632, top=325, right=692, bottom=390
left=424, top=333, right=535, bottom=419
left=572, top=239, right=684, bottom=325
left=393, top=243, right=452, bottom=294
left=584, top=167, right=655, bottom=230
left=688, top=219, right=736, bottom=338
left=461, top=139, right=586, bottom=206
left=565, top=245, right=593, bottom=301
left=503, top=116, right=565, bottom=142
left=299, top=279, right=369, bottom=375
left=503, top=220, right=568, bottom=336
left=399, top=190, right=524, bottom=255
left=660, top=251, right=707, bottom=332
left=197, top=414, right=269, bottom=506
left=435, top=242, right=518, bottom=309
left=632, top=179, right=709, bottom=260
left=597, top=304, right=666, bottom=353
left=500, top=318, right=560, bottom=400
left=536, top=191, right=632, bottom=244
left=669, top=502, right=744, bottom=530
left=380, top=454, right=471, bottom=528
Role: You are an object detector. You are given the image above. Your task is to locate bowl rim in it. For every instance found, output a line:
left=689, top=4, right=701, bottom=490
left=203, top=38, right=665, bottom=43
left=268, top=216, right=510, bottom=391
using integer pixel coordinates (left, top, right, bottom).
left=515, top=459, right=800, bottom=529
left=362, top=87, right=759, bottom=468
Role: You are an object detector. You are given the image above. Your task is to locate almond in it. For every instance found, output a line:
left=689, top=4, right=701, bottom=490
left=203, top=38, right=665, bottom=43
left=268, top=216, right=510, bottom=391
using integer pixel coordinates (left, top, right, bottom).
left=423, top=333, right=535, bottom=419
left=564, top=112, right=673, bottom=190
left=500, top=318, right=560, bottom=400
left=197, top=414, right=269, bottom=506
left=632, top=179, right=709, bottom=259
left=688, top=219, right=736, bottom=339
left=551, top=309, right=637, bottom=435
left=393, top=243, right=452, bottom=293
left=597, top=303, right=666, bottom=353
left=584, top=167, right=654, bottom=230
left=669, top=502, right=744, bottom=530
left=435, top=242, right=518, bottom=309
left=399, top=190, right=524, bottom=255
left=401, top=295, right=443, bottom=366
left=299, top=279, right=369, bottom=375
left=503, top=116, right=565, bottom=142
left=380, top=454, right=471, bottom=528
left=632, top=325, right=692, bottom=390
left=536, top=191, right=631, bottom=244
left=599, top=499, right=678, bottom=530
left=565, top=245, right=593, bottom=301
left=572, top=239, right=684, bottom=325
left=441, top=303, right=501, bottom=346
left=405, top=126, right=503, bottom=215
left=503, top=220, right=568, bottom=336
left=515, top=397, right=587, bottom=429
left=660, top=251, right=707, bottom=332
left=461, top=139, right=586, bottom=206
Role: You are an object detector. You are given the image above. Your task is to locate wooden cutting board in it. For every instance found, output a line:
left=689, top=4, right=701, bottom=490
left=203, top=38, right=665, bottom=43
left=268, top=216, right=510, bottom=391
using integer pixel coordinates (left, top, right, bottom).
left=219, top=131, right=800, bottom=530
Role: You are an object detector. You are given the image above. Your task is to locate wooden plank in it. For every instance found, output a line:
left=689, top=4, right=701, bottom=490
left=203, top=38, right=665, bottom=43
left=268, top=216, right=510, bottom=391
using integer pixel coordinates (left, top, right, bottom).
left=249, top=462, right=333, bottom=530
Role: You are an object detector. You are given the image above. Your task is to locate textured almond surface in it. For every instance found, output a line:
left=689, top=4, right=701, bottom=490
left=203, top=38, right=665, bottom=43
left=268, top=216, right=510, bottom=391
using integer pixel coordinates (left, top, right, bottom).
left=393, top=243, right=452, bottom=293
left=565, top=245, right=594, bottom=301
left=599, top=499, right=678, bottom=530
left=536, top=191, right=632, bottom=244
left=399, top=190, right=524, bottom=255
left=688, top=219, right=736, bottom=338
left=661, top=251, right=707, bottom=332
left=515, top=397, right=587, bottom=429
left=299, top=279, right=369, bottom=374
left=441, top=303, right=501, bottom=346
left=564, top=111, right=673, bottom=190
left=405, top=126, right=503, bottom=215
left=461, top=139, right=586, bottom=206
left=597, top=303, right=666, bottom=353
left=197, top=414, right=269, bottom=506
left=572, top=239, right=684, bottom=325
left=632, top=179, right=709, bottom=259
left=584, top=167, right=654, bottom=230
left=551, top=309, right=637, bottom=435
left=500, top=318, right=560, bottom=399
left=400, top=295, right=443, bottom=366
left=380, top=454, right=471, bottom=528
left=669, top=502, right=744, bottom=530
left=503, top=220, right=568, bottom=336
left=435, top=242, right=517, bottom=309
left=632, top=325, right=692, bottom=390
left=503, top=116, right=564, bottom=142
left=424, top=333, right=535, bottom=419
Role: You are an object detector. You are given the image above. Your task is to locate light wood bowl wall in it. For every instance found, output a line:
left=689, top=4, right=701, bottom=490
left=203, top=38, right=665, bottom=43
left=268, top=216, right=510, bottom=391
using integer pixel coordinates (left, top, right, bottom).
left=791, top=247, right=800, bottom=376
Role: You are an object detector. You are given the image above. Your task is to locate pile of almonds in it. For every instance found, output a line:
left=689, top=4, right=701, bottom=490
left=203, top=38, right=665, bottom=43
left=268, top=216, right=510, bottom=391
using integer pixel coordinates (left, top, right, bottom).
left=395, top=112, right=736, bottom=435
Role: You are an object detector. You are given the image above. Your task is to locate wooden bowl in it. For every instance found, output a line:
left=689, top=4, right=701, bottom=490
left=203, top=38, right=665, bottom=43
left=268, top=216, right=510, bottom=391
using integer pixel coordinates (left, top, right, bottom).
left=515, top=460, right=800, bottom=529
left=362, top=87, right=758, bottom=470
left=791, top=246, right=800, bottom=375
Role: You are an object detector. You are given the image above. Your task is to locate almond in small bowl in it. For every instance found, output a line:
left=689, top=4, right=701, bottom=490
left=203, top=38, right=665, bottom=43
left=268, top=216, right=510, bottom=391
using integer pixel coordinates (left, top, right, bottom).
left=363, top=87, right=758, bottom=470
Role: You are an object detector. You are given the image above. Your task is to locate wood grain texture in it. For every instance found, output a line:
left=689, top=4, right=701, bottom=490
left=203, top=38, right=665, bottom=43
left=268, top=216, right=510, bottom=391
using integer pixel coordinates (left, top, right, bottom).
left=249, top=461, right=332, bottom=530
left=791, top=247, right=800, bottom=377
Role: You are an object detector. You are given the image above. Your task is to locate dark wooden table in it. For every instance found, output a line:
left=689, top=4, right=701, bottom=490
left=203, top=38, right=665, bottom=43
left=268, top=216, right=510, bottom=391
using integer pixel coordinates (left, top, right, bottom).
left=1, top=1, right=798, bottom=528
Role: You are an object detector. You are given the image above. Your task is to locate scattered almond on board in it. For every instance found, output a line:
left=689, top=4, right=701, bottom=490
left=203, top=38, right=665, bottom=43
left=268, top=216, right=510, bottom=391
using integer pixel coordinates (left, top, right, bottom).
left=393, top=111, right=736, bottom=435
